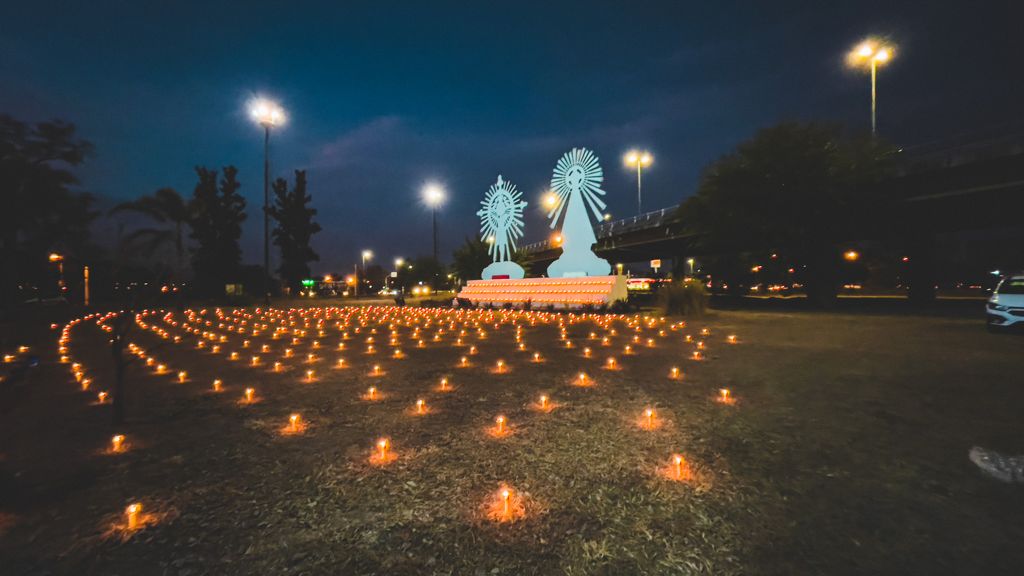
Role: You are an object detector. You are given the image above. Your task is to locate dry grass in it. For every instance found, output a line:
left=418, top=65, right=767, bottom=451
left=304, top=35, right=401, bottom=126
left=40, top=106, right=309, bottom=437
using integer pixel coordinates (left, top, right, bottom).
left=1, top=305, right=1023, bottom=574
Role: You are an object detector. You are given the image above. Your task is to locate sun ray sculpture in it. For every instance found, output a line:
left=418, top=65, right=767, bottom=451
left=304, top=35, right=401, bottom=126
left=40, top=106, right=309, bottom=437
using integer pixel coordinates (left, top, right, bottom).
left=478, top=175, right=528, bottom=279
left=546, top=148, right=611, bottom=277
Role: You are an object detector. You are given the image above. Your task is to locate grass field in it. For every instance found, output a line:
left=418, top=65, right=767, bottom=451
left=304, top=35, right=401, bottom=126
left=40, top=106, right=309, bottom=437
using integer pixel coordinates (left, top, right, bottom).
left=1, top=305, right=1022, bottom=575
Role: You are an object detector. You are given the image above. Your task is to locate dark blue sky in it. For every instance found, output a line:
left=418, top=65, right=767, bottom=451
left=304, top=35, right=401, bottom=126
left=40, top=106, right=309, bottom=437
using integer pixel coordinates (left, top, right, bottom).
left=3, top=1, right=1020, bottom=273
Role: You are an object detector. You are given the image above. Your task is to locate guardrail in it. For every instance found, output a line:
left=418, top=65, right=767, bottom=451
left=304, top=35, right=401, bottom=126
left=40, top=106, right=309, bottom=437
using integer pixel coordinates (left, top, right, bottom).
left=520, top=206, right=681, bottom=254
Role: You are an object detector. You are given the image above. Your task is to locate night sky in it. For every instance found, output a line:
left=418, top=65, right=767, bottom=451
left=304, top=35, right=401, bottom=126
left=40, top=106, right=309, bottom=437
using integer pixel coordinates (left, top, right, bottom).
left=2, top=1, right=1020, bottom=274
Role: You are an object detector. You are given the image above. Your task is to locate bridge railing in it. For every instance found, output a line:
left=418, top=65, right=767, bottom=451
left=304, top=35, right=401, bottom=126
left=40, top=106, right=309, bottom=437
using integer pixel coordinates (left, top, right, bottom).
left=519, top=205, right=681, bottom=254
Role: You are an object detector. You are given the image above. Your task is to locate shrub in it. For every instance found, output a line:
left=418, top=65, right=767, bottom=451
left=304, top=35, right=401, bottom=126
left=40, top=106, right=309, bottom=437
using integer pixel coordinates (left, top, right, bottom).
left=659, top=278, right=709, bottom=317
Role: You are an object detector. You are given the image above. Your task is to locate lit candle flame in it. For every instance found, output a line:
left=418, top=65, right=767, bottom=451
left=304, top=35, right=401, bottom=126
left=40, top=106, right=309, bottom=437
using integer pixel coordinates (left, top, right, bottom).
left=126, top=502, right=141, bottom=530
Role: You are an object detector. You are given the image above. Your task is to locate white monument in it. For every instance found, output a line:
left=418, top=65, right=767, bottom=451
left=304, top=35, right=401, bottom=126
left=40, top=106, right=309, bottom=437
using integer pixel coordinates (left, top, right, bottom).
left=478, top=175, right=528, bottom=279
left=546, top=148, right=612, bottom=277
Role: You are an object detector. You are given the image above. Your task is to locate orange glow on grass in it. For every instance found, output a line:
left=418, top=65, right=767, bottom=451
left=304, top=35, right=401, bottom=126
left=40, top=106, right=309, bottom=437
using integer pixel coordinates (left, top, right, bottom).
left=281, top=413, right=306, bottom=435
left=484, top=485, right=526, bottom=523
left=370, top=437, right=397, bottom=465
left=488, top=414, right=510, bottom=437
left=716, top=388, right=736, bottom=405
left=532, top=394, right=556, bottom=413
left=638, top=407, right=662, bottom=431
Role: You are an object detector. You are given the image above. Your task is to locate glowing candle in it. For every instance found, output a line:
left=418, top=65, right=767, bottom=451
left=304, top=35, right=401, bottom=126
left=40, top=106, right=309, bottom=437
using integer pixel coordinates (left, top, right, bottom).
left=583, top=347, right=592, bottom=358
left=692, top=350, right=701, bottom=360
left=273, top=361, right=282, bottom=372
left=243, top=340, right=250, bottom=348
left=377, top=438, right=389, bottom=460
left=670, top=367, right=680, bottom=379
left=501, top=489, right=510, bottom=516
left=719, top=388, right=731, bottom=402
left=645, top=408, right=655, bottom=428
left=624, top=345, right=632, bottom=355
left=262, top=344, right=270, bottom=352
left=244, top=387, right=255, bottom=403
left=213, top=379, right=222, bottom=392
left=539, top=395, right=548, bottom=410
left=337, top=358, right=346, bottom=368
left=469, top=346, right=477, bottom=355
left=606, top=357, right=617, bottom=369
left=518, top=343, right=526, bottom=351
left=289, top=413, right=301, bottom=432
left=307, top=353, right=315, bottom=362
left=496, top=359, right=505, bottom=373
left=416, top=399, right=425, bottom=414
left=372, top=364, right=381, bottom=376
left=440, top=377, right=449, bottom=391
left=368, top=386, right=377, bottom=400
left=460, top=356, right=468, bottom=367
left=97, top=391, right=108, bottom=403
left=177, top=371, right=187, bottom=383
left=727, top=334, right=737, bottom=344
left=111, top=434, right=125, bottom=452
left=126, top=503, right=141, bottom=530
left=306, top=369, right=314, bottom=382
left=533, top=352, right=541, bottom=363
left=697, top=341, right=705, bottom=350
left=646, top=338, right=654, bottom=347
left=495, top=415, right=506, bottom=434
left=81, top=378, right=92, bottom=391
left=156, top=364, right=166, bottom=374
left=674, top=454, right=685, bottom=479
left=577, top=372, right=588, bottom=385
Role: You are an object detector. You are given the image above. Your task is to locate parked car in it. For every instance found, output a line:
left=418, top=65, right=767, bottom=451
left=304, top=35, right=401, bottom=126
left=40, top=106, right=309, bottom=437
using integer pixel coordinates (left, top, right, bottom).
left=986, top=273, right=1024, bottom=331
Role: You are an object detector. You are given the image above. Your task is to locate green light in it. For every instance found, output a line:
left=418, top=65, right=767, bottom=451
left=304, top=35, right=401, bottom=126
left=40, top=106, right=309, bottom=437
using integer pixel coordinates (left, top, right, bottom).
left=301, top=279, right=315, bottom=288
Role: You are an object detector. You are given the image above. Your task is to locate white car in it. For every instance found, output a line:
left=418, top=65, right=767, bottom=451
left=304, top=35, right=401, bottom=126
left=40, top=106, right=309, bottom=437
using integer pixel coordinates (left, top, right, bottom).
left=987, top=274, right=1024, bottom=331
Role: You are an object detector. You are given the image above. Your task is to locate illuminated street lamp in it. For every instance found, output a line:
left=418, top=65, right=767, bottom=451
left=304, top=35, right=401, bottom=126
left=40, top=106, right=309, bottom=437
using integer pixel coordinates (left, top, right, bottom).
left=844, top=250, right=860, bottom=262
left=357, top=249, right=373, bottom=296
left=624, top=150, right=653, bottom=215
left=249, top=97, right=286, bottom=304
left=48, top=253, right=65, bottom=292
left=422, top=183, right=446, bottom=260
left=847, top=39, right=894, bottom=135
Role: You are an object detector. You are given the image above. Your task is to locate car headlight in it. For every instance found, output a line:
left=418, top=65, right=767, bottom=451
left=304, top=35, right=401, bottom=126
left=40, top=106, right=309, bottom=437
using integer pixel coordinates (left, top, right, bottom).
left=989, top=302, right=1008, bottom=311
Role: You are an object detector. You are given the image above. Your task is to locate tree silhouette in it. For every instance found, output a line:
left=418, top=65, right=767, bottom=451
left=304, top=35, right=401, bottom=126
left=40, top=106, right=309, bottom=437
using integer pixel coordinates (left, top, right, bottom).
left=188, top=166, right=246, bottom=297
left=267, top=170, right=321, bottom=294
left=680, top=122, right=895, bottom=305
left=0, top=114, right=95, bottom=306
left=110, top=187, right=190, bottom=277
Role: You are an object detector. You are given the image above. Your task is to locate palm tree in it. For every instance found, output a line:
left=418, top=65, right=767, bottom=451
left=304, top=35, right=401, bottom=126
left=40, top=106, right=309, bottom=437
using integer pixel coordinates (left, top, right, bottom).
left=110, top=187, right=190, bottom=275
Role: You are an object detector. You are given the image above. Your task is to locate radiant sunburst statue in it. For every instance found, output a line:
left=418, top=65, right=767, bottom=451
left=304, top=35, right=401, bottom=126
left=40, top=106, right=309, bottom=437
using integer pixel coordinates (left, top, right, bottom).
left=478, top=175, right=528, bottom=279
left=546, top=148, right=611, bottom=277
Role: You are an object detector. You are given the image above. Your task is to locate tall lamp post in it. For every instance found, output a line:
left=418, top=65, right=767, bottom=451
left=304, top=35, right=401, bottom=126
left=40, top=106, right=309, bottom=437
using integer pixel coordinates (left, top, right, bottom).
left=360, top=250, right=373, bottom=296
left=624, top=150, right=653, bottom=215
left=847, top=39, right=894, bottom=135
left=393, top=257, right=404, bottom=293
left=48, top=253, right=65, bottom=293
left=422, top=183, right=446, bottom=261
left=249, top=98, right=286, bottom=304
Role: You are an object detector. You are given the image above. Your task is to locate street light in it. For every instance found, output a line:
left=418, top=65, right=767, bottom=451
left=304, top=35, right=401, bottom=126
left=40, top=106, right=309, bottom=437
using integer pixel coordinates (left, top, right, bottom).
left=249, top=97, right=286, bottom=304
left=49, top=253, right=65, bottom=293
left=422, top=183, right=446, bottom=260
left=624, top=150, right=653, bottom=215
left=686, top=258, right=695, bottom=277
left=847, top=38, right=894, bottom=135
